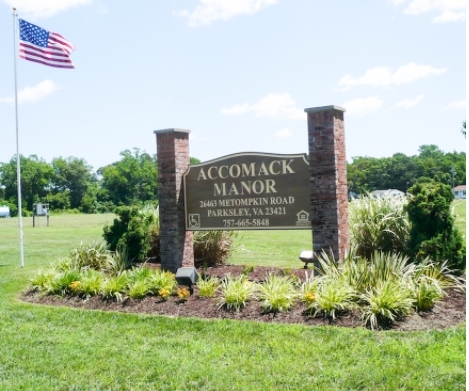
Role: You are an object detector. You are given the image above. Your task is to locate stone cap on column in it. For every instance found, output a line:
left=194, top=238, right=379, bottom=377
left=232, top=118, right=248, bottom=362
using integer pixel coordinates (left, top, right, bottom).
left=154, top=128, right=191, bottom=135
left=304, top=105, right=346, bottom=113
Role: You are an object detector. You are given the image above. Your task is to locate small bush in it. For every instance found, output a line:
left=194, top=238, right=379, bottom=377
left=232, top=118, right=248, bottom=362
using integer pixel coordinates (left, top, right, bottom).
left=127, top=280, right=150, bottom=299
left=70, top=241, right=114, bottom=272
left=101, top=273, right=129, bottom=301
left=103, top=205, right=159, bottom=264
left=341, top=251, right=415, bottom=295
left=360, top=280, right=414, bottom=330
left=147, top=269, right=176, bottom=295
left=411, top=277, right=444, bottom=312
left=305, top=276, right=356, bottom=320
left=193, top=230, right=238, bottom=268
left=79, top=269, right=104, bottom=298
left=406, top=181, right=466, bottom=269
left=349, top=193, right=410, bottom=259
left=196, top=276, right=220, bottom=298
left=257, top=274, right=298, bottom=313
left=29, top=269, right=55, bottom=291
left=49, top=270, right=82, bottom=296
left=219, top=275, right=256, bottom=311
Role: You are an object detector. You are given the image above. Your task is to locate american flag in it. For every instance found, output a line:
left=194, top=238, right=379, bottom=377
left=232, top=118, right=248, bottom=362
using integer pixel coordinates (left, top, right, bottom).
left=19, top=19, right=75, bottom=69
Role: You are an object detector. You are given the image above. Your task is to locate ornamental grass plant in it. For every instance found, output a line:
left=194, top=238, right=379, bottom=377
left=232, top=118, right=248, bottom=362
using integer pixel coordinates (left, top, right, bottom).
left=360, top=279, right=414, bottom=330
left=78, top=269, right=105, bottom=298
left=218, top=275, right=257, bottom=311
left=70, top=241, right=115, bottom=272
left=257, top=274, right=298, bottom=313
left=193, top=230, right=238, bottom=267
left=147, top=269, right=177, bottom=295
left=349, top=193, right=410, bottom=259
left=101, top=273, right=129, bottom=301
left=196, top=275, right=220, bottom=298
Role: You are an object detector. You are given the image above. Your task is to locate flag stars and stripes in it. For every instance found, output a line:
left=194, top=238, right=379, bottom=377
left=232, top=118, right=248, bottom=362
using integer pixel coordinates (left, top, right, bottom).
left=18, top=19, right=75, bottom=69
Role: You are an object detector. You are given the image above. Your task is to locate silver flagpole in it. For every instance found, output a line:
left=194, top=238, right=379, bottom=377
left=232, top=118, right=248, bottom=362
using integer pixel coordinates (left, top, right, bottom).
left=13, top=8, right=25, bottom=268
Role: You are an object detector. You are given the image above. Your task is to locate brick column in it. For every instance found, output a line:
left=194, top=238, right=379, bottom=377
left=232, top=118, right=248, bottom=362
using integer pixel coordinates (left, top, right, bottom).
left=305, top=105, right=349, bottom=261
left=154, top=128, right=194, bottom=272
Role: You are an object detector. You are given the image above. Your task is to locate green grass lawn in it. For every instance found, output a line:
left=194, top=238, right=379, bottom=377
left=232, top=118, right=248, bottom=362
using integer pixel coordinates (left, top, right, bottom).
left=452, top=199, right=466, bottom=233
left=0, top=213, right=466, bottom=390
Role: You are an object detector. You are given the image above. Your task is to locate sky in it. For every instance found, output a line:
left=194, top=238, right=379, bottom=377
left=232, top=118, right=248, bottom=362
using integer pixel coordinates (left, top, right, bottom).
left=0, top=0, right=466, bottom=173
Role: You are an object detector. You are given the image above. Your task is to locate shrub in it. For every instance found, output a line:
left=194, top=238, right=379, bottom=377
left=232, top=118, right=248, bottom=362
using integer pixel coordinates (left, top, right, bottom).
left=193, top=230, right=238, bottom=268
left=305, top=276, right=355, bottom=320
left=360, top=280, right=414, bottom=330
left=103, top=205, right=159, bottom=264
left=101, top=273, right=129, bottom=301
left=79, top=269, right=104, bottom=298
left=49, top=258, right=75, bottom=272
left=411, top=277, right=444, bottom=312
left=349, top=193, right=410, bottom=259
left=257, top=274, right=298, bottom=313
left=70, top=241, right=115, bottom=272
left=218, top=275, right=256, bottom=311
left=29, top=269, right=55, bottom=291
left=48, top=270, right=82, bottom=296
left=127, top=280, right=150, bottom=299
left=147, top=269, right=176, bottom=295
left=341, top=251, right=415, bottom=295
left=410, top=259, right=464, bottom=312
left=406, top=182, right=466, bottom=269
left=111, top=245, right=134, bottom=273
left=196, top=276, right=220, bottom=298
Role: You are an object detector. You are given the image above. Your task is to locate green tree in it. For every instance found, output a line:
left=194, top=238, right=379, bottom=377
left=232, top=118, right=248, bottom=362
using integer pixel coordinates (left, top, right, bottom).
left=0, top=155, right=53, bottom=214
left=347, top=146, right=466, bottom=195
left=98, top=149, right=158, bottom=206
left=50, top=157, right=96, bottom=210
left=405, top=181, right=465, bottom=270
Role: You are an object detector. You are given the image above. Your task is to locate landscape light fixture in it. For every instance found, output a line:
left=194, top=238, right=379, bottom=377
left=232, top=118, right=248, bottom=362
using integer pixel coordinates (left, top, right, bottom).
left=299, top=250, right=314, bottom=269
left=175, top=267, right=199, bottom=294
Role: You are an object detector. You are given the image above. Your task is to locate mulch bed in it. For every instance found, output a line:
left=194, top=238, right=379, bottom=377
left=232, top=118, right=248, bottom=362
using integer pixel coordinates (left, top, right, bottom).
left=21, top=264, right=466, bottom=331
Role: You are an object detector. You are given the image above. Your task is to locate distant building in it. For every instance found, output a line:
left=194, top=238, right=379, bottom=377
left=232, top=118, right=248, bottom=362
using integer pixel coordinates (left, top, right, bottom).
left=453, top=185, right=466, bottom=199
left=371, top=189, right=405, bottom=198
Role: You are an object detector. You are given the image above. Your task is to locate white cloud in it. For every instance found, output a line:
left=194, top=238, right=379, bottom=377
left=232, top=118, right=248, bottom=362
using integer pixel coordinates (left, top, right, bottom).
left=3, top=0, right=92, bottom=19
left=393, top=0, right=465, bottom=23
left=433, top=10, right=465, bottom=23
left=337, top=62, right=447, bottom=91
left=395, top=94, right=424, bottom=108
left=0, top=79, right=59, bottom=104
left=402, top=0, right=465, bottom=15
left=445, top=99, right=466, bottom=109
left=342, top=96, right=384, bottom=116
left=276, top=128, right=293, bottom=138
left=174, top=0, right=278, bottom=27
left=221, top=93, right=304, bottom=120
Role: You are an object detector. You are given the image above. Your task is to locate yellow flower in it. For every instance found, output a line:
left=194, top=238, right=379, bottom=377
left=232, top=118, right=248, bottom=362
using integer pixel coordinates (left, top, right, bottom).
left=177, top=287, right=190, bottom=301
left=158, top=287, right=171, bottom=300
left=69, top=281, right=81, bottom=292
left=304, top=292, right=316, bottom=304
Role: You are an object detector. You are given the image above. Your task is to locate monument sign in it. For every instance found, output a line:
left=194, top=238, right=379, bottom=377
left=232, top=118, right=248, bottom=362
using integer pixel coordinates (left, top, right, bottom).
left=184, top=152, right=311, bottom=230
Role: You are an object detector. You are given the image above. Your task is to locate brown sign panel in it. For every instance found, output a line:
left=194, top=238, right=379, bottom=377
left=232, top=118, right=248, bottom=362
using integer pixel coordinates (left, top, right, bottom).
left=183, top=152, right=311, bottom=230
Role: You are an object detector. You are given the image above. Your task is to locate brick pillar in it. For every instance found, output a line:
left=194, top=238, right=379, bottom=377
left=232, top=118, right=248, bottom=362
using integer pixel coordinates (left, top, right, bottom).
left=305, top=105, right=349, bottom=261
left=154, top=128, right=194, bottom=272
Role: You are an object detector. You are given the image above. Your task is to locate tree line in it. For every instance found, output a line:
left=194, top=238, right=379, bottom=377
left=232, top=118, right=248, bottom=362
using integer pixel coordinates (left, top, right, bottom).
left=0, top=149, right=163, bottom=216
left=0, top=145, right=465, bottom=216
left=347, top=145, right=465, bottom=195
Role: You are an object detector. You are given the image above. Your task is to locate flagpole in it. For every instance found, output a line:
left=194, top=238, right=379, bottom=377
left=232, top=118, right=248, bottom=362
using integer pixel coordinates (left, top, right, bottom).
left=13, top=8, right=25, bottom=268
